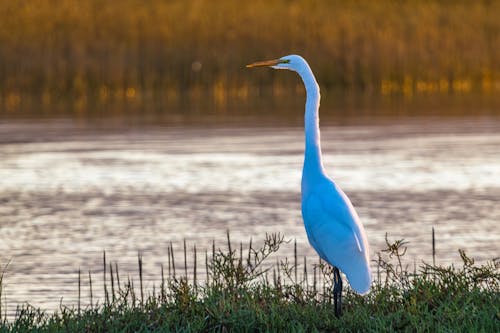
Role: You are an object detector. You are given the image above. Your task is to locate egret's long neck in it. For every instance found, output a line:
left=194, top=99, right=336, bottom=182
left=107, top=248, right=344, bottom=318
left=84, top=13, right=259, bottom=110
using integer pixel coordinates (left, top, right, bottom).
left=298, top=66, right=324, bottom=191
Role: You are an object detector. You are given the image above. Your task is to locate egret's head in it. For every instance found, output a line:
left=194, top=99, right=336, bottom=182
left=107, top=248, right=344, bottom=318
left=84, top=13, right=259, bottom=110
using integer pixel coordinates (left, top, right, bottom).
left=246, top=54, right=307, bottom=72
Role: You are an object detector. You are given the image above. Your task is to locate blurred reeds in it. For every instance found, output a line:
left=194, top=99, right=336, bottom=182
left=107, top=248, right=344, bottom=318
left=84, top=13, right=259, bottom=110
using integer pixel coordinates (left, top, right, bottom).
left=0, top=0, right=499, bottom=115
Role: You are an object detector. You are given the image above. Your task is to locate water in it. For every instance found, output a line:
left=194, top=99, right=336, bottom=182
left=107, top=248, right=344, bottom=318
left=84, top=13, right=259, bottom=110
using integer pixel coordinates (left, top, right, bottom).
left=1, top=118, right=499, bottom=316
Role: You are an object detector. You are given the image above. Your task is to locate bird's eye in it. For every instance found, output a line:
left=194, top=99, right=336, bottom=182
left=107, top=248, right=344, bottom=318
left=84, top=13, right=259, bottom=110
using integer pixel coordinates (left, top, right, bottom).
left=280, top=59, right=290, bottom=64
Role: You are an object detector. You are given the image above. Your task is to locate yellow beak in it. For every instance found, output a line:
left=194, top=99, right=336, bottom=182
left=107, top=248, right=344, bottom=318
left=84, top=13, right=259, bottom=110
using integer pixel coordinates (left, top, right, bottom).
left=246, top=58, right=281, bottom=68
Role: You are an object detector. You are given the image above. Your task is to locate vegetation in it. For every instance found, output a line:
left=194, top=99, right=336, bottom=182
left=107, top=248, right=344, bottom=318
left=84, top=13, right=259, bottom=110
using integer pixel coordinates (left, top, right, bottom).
left=0, top=233, right=498, bottom=332
left=1, top=0, right=499, bottom=115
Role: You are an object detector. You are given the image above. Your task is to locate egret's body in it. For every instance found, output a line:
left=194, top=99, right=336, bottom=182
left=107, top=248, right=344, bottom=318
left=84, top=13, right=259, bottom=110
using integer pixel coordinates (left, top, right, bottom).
left=247, top=55, right=372, bottom=305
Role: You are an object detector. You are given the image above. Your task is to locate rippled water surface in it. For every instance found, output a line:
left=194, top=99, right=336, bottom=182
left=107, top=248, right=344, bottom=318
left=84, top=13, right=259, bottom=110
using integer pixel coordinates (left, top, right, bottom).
left=1, top=118, right=499, bottom=316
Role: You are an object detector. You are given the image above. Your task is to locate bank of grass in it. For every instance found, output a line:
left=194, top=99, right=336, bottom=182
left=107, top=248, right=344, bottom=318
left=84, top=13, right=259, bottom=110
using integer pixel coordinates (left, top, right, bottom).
left=0, top=233, right=498, bottom=332
left=1, top=0, right=499, bottom=114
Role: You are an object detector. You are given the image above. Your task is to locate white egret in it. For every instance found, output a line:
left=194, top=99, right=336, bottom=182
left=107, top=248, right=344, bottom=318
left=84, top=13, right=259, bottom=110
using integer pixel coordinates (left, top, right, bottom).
left=247, top=55, right=372, bottom=316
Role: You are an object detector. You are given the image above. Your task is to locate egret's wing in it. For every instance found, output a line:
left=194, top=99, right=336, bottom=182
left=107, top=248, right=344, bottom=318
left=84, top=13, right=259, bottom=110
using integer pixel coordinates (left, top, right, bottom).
left=302, top=190, right=365, bottom=261
left=321, top=181, right=369, bottom=255
left=302, top=180, right=371, bottom=294
left=352, top=230, right=362, bottom=253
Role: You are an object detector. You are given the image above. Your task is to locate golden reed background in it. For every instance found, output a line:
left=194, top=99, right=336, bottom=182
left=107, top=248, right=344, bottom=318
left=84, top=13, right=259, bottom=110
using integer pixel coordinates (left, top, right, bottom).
left=0, top=0, right=499, bottom=113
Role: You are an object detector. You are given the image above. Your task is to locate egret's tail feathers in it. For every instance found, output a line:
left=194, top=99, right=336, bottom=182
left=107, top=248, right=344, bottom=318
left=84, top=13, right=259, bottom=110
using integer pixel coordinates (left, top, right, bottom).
left=345, top=265, right=372, bottom=295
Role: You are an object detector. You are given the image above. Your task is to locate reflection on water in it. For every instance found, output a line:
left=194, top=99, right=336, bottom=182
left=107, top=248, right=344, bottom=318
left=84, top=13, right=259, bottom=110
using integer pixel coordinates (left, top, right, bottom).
left=0, top=118, right=499, bottom=316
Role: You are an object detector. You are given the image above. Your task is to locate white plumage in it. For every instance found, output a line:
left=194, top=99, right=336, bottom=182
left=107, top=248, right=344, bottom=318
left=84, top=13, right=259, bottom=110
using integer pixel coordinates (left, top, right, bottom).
left=247, top=55, right=372, bottom=295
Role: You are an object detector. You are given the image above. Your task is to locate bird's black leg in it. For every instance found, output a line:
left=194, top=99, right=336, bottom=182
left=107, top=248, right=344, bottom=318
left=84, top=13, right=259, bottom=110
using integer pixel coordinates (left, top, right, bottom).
left=333, top=266, right=343, bottom=317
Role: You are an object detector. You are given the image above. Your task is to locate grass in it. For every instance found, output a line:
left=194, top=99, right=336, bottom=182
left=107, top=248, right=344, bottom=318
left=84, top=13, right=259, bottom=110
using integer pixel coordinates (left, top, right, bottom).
left=0, top=232, right=498, bottom=332
left=1, top=0, right=499, bottom=115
